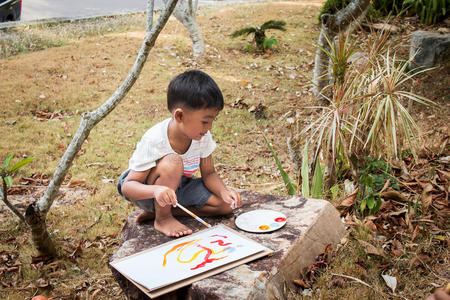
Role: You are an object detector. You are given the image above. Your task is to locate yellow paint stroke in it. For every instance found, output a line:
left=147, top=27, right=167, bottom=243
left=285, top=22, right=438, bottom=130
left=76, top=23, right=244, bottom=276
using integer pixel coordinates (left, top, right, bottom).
left=163, top=239, right=200, bottom=266
left=177, top=244, right=226, bottom=264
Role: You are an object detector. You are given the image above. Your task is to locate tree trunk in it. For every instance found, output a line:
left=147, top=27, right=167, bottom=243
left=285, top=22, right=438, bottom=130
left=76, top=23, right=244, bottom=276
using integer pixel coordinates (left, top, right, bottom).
left=25, top=0, right=178, bottom=257
left=165, top=0, right=205, bottom=58
left=313, top=0, right=371, bottom=104
left=254, top=29, right=266, bottom=53
left=25, top=202, right=57, bottom=256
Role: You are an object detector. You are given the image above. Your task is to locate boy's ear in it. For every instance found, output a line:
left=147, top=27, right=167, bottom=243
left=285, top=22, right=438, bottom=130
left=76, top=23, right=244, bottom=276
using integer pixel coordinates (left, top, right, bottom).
left=173, top=108, right=184, bottom=122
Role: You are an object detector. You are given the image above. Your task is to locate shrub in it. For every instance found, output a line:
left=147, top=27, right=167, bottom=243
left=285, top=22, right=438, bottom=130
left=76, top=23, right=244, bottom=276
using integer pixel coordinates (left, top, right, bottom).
left=318, top=0, right=352, bottom=21
left=231, top=20, right=287, bottom=53
left=403, top=0, right=449, bottom=25
left=290, top=30, right=435, bottom=214
left=320, top=0, right=449, bottom=25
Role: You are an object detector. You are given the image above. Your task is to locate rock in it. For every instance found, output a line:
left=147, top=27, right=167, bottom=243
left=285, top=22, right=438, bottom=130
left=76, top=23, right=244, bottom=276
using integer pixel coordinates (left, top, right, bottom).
left=438, top=27, right=450, bottom=34
left=348, top=51, right=369, bottom=71
left=410, top=30, right=450, bottom=69
left=110, top=191, right=346, bottom=299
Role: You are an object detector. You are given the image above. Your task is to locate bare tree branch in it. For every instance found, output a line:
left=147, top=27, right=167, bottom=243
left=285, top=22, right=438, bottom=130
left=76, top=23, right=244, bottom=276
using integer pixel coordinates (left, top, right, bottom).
left=25, top=0, right=178, bottom=256
left=1, top=181, right=26, bottom=224
left=36, top=0, right=178, bottom=214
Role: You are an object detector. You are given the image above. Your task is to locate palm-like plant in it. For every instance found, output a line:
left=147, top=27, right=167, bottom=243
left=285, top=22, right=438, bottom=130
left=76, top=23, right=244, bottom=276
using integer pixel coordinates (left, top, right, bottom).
left=231, top=20, right=287, bottom=53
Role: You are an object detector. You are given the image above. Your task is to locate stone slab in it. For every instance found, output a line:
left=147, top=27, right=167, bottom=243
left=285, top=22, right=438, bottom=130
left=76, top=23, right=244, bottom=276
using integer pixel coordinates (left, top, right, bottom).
left=109, top=191, right=346, bottom=299
left=410, top=30, right=450, bottom=68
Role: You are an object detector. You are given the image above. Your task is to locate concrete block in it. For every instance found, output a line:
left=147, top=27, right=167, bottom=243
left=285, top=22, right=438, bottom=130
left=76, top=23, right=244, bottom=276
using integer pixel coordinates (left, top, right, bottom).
left=110, top=191, right=346, bottom=299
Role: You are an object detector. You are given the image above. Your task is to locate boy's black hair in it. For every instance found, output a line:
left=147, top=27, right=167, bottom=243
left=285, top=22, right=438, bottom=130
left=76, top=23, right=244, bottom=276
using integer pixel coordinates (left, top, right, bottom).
left=167, top=70, right=224, bottom=111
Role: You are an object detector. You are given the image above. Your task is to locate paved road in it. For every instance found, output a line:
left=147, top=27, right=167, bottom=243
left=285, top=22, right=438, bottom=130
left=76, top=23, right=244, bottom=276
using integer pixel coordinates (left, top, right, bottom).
left=22, top=0, right=160, bottom=21
left=21, top=0, right=259, bottom=21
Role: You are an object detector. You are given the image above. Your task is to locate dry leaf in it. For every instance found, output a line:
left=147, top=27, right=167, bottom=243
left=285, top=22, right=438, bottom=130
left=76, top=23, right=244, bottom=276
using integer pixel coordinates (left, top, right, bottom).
left=380, top=190, right=408, bottom=202
left=391, top=240, right=404, bottom=256
left=68, top=180, right=86, bottom=187
left=358, top=240, right=385, bottom=257
left=436, top=169, right=450, bottom=181
left=411, top=225, right=422, bottom=242
left=405, top=213, right=414, bottom=233
left=364, top=219, right=377, bottom=232
left=293, top=279, right=310, bottom=289
left=339, top=188, right=359, bottom=208
left=35, top=278, right=50, bottom=288
left=421, top=183, right=433, bottom=213
left=410, top=253, right=431, bottom=268
left=92, top=288, right=102, bottom=297
left=343, top=213, right=360, bottom=226
left=328, top=277, right=345, bottom=288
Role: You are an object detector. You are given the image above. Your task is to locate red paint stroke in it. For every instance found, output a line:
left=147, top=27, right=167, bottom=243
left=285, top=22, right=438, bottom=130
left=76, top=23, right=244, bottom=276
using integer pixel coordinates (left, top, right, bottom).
left=163, top=240, right=195, bottom=266
left=211, top=235, right=228, bottom=238
left=210, top=239, right=232, bottom=246
left=190, top=245, right=227, bottom=270
left=275, top=217, right=286, bottom=222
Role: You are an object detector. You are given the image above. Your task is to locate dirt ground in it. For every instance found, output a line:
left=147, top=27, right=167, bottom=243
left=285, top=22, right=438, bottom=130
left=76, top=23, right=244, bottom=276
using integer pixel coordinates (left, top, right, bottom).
left=0, top=1, right=448, bottom=299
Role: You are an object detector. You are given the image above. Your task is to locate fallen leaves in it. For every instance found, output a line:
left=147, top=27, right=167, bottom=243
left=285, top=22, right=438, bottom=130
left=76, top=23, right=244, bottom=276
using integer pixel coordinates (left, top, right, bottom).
left=30, top=109, right=68, bottom=121
left=358, top=240, right=385, bottom=257
left=421, top=183, right=434, bottom=214
left=380, top=190, right=408, bottom=202
left=293, top=278, right=310, bottom=289
left=337, top=188, right=358, bottom=212
left=0, top=250, right=22, bottom=288
left=67, top=180, right=86, bottom=188
left=293, top=244, right=333, bottom=292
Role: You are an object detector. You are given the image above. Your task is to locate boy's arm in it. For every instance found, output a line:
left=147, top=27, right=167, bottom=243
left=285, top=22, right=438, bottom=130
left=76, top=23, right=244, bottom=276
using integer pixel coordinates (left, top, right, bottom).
left=121, top=170, right=177, bottom=207
left=200, top=155, right=241, bottom=209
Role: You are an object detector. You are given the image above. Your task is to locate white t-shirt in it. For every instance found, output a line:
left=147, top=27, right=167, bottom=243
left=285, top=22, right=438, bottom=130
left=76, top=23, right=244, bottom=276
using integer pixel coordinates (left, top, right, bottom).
left=128, top=118, right=216, bottom=177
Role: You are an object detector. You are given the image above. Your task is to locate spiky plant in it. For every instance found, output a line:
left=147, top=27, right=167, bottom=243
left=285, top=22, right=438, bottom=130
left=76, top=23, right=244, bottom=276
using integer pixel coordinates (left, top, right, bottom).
left=358, top=50, right=436, bottom=160
left=316, top=31, right=357, bottom=86
left=290, top=29, right=435, bottom=212
left=231, top=20, right=287, bottom=53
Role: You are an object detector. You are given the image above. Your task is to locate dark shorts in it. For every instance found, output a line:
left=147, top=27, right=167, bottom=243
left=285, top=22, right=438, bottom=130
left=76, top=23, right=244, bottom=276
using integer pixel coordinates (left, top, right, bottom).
left=117, top=169, right=212, bottom=212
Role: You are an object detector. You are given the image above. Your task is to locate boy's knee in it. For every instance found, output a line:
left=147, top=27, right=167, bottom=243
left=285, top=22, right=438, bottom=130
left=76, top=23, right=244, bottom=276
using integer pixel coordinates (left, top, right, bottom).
left=158, top=154, right=184, bottom=177
left=210, top=195, right=233, bottom=214
left=220, top=204, right=233, bottom=215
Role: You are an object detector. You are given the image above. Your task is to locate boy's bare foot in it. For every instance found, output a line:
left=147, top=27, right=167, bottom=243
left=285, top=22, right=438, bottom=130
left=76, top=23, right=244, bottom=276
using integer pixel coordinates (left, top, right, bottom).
left=155, top=216, right=192, bottom=237
left=135, top=211, right=155, bottom=223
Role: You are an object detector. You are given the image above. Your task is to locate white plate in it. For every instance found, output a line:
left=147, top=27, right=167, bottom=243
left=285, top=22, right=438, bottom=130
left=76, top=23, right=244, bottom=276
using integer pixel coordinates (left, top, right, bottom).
left=235, top=209, right=287, bottom=233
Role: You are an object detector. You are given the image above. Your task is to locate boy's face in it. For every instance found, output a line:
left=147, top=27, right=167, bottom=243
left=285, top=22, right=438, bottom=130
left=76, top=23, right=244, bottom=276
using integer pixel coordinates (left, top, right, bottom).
left=178, top=107, right=219, bottom=141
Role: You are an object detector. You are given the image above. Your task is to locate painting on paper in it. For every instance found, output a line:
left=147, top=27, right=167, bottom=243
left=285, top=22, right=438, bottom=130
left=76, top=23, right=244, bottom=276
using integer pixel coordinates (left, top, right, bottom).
left=110, top=225, right=269, bottom=291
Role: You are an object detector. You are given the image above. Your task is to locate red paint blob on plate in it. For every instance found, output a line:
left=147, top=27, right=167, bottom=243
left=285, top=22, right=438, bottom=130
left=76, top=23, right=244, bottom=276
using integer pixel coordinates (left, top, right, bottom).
left=259, top=225, right=270, bottom=230
left=275, top=217, right=286, bottom=222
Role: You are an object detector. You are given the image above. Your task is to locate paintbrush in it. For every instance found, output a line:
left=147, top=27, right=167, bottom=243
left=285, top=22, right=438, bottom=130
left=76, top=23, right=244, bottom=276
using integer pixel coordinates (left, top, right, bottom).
left=176, top=203, right=212, bottom=228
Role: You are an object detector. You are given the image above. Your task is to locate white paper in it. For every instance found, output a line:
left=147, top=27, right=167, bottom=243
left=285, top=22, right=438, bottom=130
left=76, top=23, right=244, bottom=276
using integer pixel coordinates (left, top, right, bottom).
left=111, top=225, right=267, bottom=291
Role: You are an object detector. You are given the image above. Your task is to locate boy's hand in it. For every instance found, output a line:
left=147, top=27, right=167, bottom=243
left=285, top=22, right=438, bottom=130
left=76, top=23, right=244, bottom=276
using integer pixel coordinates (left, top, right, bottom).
left=154, top=186, right=178, bottom=207
left=220, top=188, right=242, bottom=209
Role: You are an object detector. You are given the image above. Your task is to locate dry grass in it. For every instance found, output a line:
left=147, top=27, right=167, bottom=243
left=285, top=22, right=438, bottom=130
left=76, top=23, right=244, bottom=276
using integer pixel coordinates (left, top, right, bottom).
left=0, top=15, right=147, bottom=58
left=0, top=1, right=448, bottom=299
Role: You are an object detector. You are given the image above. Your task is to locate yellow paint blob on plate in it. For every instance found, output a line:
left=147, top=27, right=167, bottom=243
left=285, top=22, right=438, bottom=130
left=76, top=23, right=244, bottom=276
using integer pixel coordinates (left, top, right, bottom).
left=259, top=225, right=270, bottom=230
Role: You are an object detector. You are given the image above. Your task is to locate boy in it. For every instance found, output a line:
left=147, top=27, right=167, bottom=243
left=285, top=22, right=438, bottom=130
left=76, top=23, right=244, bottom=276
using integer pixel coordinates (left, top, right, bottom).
left=117, top=70, right=241, bottom=238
